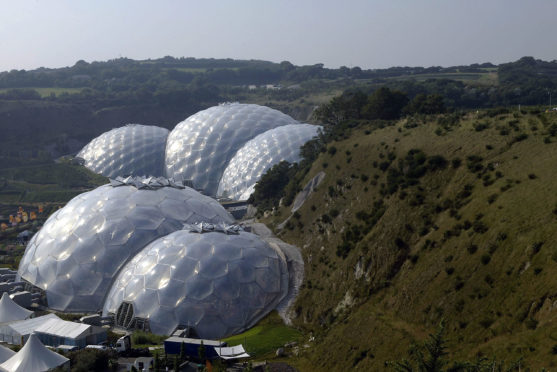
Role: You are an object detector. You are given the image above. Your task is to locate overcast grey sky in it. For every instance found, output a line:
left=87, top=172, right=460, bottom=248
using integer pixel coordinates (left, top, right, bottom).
left=1, top=0, right=555, bottom=72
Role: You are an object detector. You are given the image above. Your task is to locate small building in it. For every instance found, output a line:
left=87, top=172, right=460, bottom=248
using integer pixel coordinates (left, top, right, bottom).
left=164, top=336, right=225, bottom=360
left=0, top=313, right=59, bottom=345
left=34, top=317, right=107, bottom=349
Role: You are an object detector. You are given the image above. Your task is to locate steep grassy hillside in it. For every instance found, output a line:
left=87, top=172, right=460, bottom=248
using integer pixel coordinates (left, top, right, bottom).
left=261, top=109, right=557, bottom=370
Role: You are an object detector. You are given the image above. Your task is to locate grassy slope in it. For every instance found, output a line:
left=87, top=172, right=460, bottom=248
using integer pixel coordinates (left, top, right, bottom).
left=262, top=110, right=557, bottom=370
left=223, top=311, right=303, bottom=358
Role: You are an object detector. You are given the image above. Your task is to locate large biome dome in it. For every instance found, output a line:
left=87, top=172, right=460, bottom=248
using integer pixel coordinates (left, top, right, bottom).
left=77, top=124, right=169, bottom=178
left=17, top=177, right=233, bottom=312
left=217, top=123, right=321, bottom=200
left=165, top=103, right=299, bottom=196
left=103, top=226, right=288, bottom=339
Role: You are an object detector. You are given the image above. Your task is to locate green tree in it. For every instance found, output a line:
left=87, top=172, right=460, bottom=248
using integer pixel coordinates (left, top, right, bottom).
left=173, top=354, right=179, bottom=371
left=180, top=341, right=185, bottom=362
left=248, top=161, right=294, bottom=210
left=362, top=87, right=409, bottom=120
left=153, top=350, right=160, bottom=371
left=198, top=340, right=206, bottom=364
left=313, top=90, right=367, bottom=125
left=405, top=93, right=445, bottom=115
left=392, top=320, right=447, bottom=372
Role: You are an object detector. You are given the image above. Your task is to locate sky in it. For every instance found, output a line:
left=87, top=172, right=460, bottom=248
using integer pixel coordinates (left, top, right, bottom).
left=0, top=0, right=556, bottom=72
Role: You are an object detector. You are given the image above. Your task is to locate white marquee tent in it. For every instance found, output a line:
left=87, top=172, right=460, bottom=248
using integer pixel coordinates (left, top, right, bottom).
left=0, top=333, right=69, bottom=372
left=0, top=345, right=14, bottom=363
left=0, top=293, right=32, bottom=324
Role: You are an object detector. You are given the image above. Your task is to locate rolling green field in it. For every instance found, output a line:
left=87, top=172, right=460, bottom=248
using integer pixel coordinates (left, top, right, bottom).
left=0, top=87, right=84, bottom=97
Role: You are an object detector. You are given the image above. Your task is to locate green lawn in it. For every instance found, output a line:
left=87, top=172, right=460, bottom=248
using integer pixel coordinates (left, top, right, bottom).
left=223, top=312, right=303, bottom=358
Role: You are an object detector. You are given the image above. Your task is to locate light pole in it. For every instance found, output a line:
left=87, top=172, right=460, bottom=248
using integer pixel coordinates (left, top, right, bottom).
left=548, top=90, right=552, bottom=109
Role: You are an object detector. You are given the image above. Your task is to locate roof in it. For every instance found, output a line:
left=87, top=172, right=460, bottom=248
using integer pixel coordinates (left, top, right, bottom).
left=165, top=336, right=224, bottom=347
left=7, top=314, right=60, bottom=336
left=0, top=333, right=68, bottom=372
left=0, top=293, right=33, bottom=323
left=34, top=318, right=91, bottom=339
left=215, top=344, right=250, bottom=359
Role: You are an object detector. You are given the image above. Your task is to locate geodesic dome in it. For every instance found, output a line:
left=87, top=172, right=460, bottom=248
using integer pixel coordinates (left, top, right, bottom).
left=17, top=178, right=233, bottom=312
left=77, top=124, right=169, bottom=178
left=165, top=103, right=299, bottom=196
left=217, top=124, right=321, bottom=200
left=102, top=226, right=288, bottom=339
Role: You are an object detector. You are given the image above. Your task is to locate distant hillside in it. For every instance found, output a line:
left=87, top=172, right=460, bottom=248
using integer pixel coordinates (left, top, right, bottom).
left=1, top=56, right=556, bottom=163
left=259, top=107, right=557, bottom=370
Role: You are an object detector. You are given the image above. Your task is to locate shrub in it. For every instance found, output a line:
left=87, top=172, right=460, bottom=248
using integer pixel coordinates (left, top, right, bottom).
left=513, top=133, right=528, bottom=143
left=484, top=275, right=494, bottom=287
left=479, top=318, right=494, bottom=329
left=525, top=318, right=538, bottom=330
left=531, top=241, right=543, bottom=256
left=481, top=254, right=491, bottom=265
left=467, top=244, right=478, bottom=254
left=473, top=220, right=489, bottom=234
left=474, top=122, right=489, bottom=131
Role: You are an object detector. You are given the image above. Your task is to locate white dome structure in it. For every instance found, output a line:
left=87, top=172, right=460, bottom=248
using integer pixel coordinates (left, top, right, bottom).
left=103, top=225, right=288, bottom=339
left=77, top=124, right=169, bottom=178
left=217, top=124, right=321, bottom=200
left=17, top=177, right=233, bottom=313
left=165, top=103, right=299, bottom=196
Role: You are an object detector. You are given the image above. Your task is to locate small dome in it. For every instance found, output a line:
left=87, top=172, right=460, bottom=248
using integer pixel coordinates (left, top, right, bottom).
left=77, top=124, right=169, bottom=178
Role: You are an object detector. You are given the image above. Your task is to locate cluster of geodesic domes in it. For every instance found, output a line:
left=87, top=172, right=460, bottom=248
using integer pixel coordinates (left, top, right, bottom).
left=77, top=103, right=321, bottom=199
left=17, top=177, right=290, bottom=339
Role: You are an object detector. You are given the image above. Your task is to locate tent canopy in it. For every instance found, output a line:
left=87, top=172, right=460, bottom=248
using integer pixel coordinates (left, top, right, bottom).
left=0, top=293, right=33, bottom=323
left=0, top=345, right=15, bottom=363
left=34, top=317, right=90, bottom=339
left=0, top=333, right=68, bottom=372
